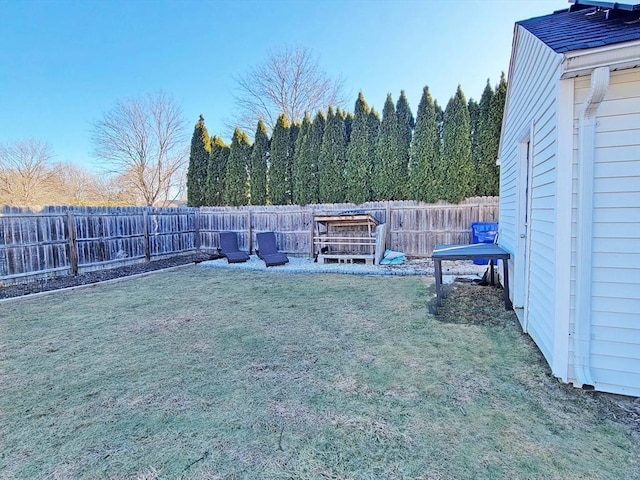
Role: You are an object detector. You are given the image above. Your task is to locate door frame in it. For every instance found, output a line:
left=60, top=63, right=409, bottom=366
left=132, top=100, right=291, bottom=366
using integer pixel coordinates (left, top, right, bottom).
left=515, top=122, right=535, bottom=331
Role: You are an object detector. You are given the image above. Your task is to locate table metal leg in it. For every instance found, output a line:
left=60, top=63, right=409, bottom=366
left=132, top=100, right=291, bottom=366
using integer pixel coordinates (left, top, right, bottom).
left=490, top=258, right=495, bottom=286
left=434, top=259, right=442, bottom=306
left=502, top=259, right=512, bottom=310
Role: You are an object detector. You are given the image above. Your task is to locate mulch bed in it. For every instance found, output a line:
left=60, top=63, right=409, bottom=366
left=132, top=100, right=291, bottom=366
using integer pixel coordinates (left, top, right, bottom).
left=0, top=252, right=217, bottom=300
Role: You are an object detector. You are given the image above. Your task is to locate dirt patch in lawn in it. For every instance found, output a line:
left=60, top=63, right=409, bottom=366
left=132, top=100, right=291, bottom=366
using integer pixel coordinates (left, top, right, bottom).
left=433, top=277, right=514, bottom=327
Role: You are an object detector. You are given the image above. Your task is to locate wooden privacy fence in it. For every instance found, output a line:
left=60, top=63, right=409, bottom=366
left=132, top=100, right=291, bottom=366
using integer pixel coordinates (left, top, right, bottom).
left=0, top=206, right=197, bottom=284
left=199, top=197, right=498, bottom=258
left=1, top=197, right=498, bottom=284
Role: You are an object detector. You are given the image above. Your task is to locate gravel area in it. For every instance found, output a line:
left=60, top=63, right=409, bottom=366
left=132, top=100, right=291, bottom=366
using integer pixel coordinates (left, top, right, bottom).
left=198, top=255, right=488, bottom=277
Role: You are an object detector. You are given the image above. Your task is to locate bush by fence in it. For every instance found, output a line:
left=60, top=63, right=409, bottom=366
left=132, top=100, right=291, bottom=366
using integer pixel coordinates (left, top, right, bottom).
left=0, top=197, right=498, bottom=284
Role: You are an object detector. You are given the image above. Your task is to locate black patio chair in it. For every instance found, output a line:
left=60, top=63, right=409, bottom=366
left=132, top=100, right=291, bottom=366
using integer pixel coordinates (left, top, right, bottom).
left=219, top=232, right=250, bottom=263
left=256, top=232, right=289, bottom=267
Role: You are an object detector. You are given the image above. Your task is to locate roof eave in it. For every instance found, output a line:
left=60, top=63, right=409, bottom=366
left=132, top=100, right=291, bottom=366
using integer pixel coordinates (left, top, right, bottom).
left=496, top=24, right=524, bottom=168
left=561, top=39, right=640, bottom=78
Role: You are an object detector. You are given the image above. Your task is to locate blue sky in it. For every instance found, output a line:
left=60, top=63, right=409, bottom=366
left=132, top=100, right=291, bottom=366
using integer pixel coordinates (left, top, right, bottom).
left=0, top=0, right=568, bottom=173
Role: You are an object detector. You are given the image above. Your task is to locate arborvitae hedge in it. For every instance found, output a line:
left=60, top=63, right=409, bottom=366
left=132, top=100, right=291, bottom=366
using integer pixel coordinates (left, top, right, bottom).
left=250, top=118, right=268, bottom=205
left=292, top=113, right=314, bottom=205
left=486, top=73, right=507, bottom=196
left=408, top=87, right=441, bottom=202
left=374, top=94, right=402, bottom=200
left=475, top=80, right=494, bottom=196
left=344, top=112, right=354, bottom=145
left=396, top=91, right=414, bottom=199
left=200, top=77, right=507, bottom=206
left=288, top=122, right=300, bottom=201
left=367, top=108, right=381, bottom=199
left=207, top=136, right=229, bottom=206
left=319, top=106, right=346, bottom=203
left=308, top=111, right=325, bottom=204
left=224, top=128, right=250, bottom=206
left=468, top=96, right=481, bottom=195
left=187, top=115, right=211, bottom=207
left=269, top=114, right=292, bottom=205
left=441, top=86, right=474, bottom=203
left=345, top=92, right=372, bottom=204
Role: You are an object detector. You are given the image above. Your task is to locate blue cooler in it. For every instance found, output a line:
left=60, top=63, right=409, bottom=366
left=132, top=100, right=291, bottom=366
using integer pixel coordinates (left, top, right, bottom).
left=471, top=222, right=499, bottom=265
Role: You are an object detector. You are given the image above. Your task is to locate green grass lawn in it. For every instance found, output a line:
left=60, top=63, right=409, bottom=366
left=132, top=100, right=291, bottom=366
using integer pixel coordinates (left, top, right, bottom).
left=1, top=267, right=638, bottom=479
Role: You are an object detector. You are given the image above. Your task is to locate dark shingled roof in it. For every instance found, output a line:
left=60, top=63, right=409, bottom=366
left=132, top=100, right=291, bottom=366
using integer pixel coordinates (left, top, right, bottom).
left=518, top=7, right=640, bottom=53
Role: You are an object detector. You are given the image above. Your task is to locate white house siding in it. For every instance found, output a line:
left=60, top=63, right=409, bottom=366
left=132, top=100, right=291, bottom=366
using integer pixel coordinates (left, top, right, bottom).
left=499, top=26, right=563, bottom=364
left=526, top=92, right=560, bottom=364
left=570, top=68, right=640, bottom=396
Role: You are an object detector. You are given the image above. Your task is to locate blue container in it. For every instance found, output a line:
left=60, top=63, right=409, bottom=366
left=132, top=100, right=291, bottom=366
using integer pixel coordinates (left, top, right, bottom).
left=471, top=222, right=499, bottom=265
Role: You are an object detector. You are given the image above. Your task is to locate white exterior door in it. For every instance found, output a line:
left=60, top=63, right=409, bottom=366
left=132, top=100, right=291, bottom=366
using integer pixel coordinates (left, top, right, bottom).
left=515, top=133, right=534, bottom=330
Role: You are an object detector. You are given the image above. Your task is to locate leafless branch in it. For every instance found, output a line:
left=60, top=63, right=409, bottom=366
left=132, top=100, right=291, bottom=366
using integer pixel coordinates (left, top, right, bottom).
left=0, top=138, right=58, bottom=205
left=91, top=92, right=188, bottom=206
left=231, top=46, right=347, bottom=133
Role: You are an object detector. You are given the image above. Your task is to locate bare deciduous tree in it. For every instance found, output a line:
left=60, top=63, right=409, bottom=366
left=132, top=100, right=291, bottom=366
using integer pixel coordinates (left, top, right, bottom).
left=0, top=138, right=59, bottom=206
left=232, top=47, right=347, bottom=133
left=50, top=162, right=106, bottom=206
left=91, top=92, right=189, bottom=206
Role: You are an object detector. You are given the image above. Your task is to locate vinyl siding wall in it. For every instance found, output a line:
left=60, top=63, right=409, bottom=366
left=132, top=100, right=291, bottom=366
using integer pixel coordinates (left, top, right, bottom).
left=498, top=26, right=563, bottom=364
left=571, top=68, right=640, bottom=396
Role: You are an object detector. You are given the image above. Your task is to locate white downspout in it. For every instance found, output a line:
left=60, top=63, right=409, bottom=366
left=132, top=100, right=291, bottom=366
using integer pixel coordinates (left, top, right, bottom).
left=573, top=66, right=609, bottom=388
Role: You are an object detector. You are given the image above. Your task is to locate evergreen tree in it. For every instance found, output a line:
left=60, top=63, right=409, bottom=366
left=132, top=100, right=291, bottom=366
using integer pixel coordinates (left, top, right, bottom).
left=207, top=136, right=229, bottom=206
left=367, top=109, right=380, bottom=165
left=373, top=94, right=402, bottom=200
left=269, top=113, right=292, bottom=205
left=485, top=73, right=507, bottom=196
left=396, top=91, right=414, bottom=199
left=345, top=92, right=372, bottom=204
left=435, top=100, right=444, bottom=140
left=288, top=122, right=300, bottom=201
left=319, top=106, right=346, bottom=203
left=292, top=113, right=314, bottom=205
left=308, top=111, right=325, bottom=203
left=475, top=80, right=494, bottom=196
left=441, top=85, right=474, bottom=203
left=468, top=96, right=482, bottom=195
left=290, top=122, right=300, bottom=149
left=408, top=86, right=441, bottom=202
left=224, top=127, right=250, bottom=206
left=344, top=112, right=354, bottom=145
left=366, top=109, right=381, bottom=202
left=186, top=114, right=211, bottom=206
left=250, top=118, right=269, bottom=205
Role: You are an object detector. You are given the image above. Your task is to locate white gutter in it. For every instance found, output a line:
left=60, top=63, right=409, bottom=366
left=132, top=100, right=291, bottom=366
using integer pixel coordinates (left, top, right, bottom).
left=573, top=66, right=610, bottom=389
left=561, top=40, right=640, bottom=78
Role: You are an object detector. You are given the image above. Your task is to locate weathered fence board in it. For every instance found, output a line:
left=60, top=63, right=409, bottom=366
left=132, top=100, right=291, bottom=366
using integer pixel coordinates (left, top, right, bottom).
left=0, top=206, right=199, bottom=283
left=0, top=213, right=71, bottom=280
left=1, top=197, right=498, bottom=284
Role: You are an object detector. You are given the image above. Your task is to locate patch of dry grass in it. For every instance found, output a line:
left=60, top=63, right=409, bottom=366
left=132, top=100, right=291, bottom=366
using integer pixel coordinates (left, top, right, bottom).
left=0, top=267, right=638, bottom=479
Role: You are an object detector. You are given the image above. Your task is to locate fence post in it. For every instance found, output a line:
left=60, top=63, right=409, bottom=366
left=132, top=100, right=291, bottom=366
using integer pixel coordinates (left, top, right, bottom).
left=194, top=209, right=201, bottom=252
left=67, top=212, right=78, bottom=276
left=143, top=210, right=151, bottom=262
left=247, top=210, right=252, bottom=254
left=385, top=201, right=392, bottom=249
left=309, top=208, right=315, bottom=257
